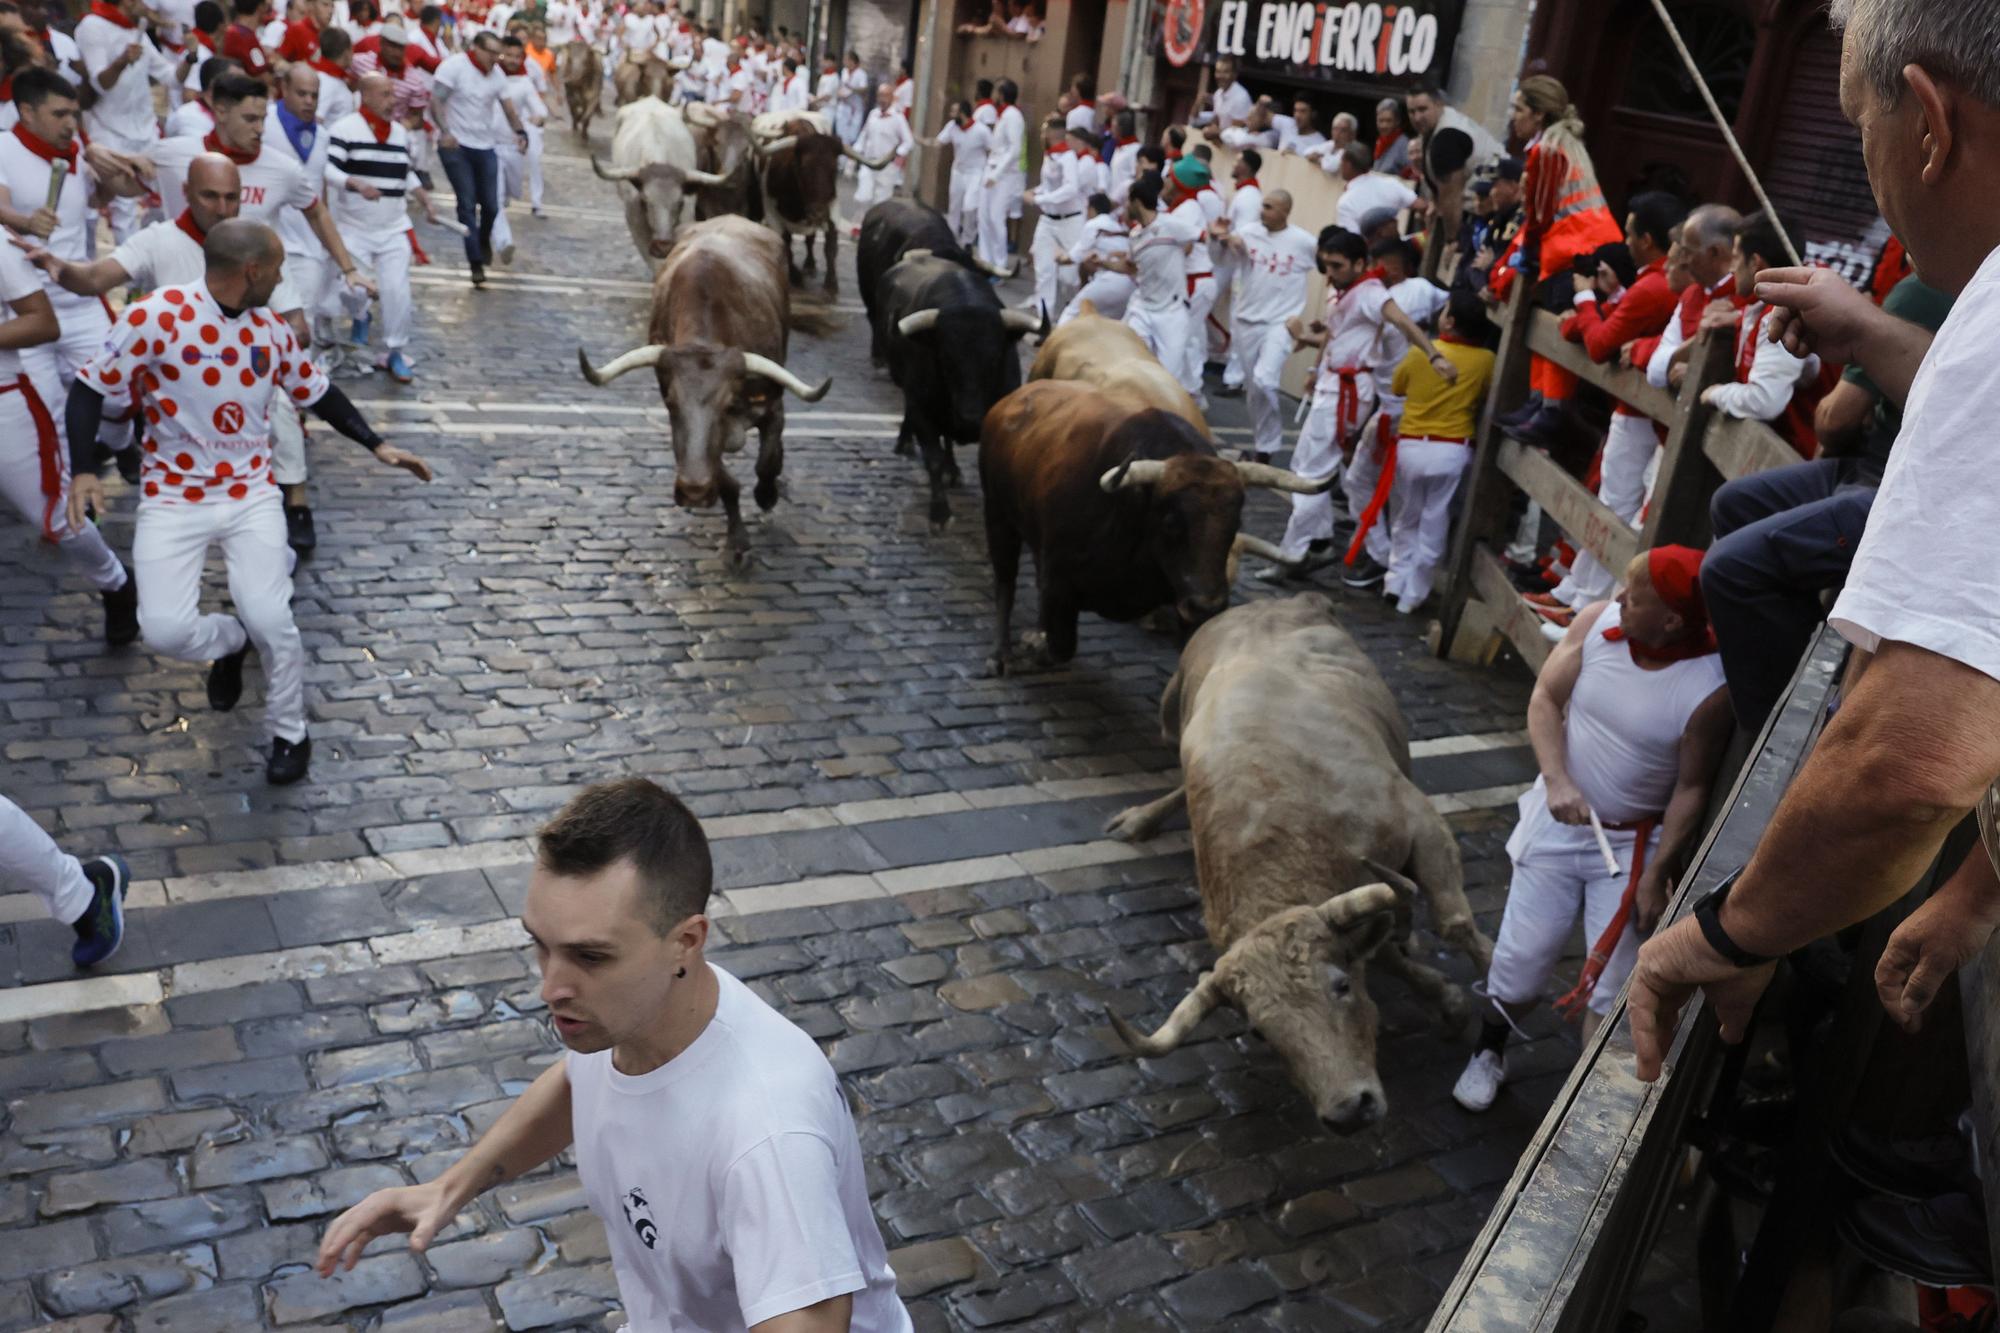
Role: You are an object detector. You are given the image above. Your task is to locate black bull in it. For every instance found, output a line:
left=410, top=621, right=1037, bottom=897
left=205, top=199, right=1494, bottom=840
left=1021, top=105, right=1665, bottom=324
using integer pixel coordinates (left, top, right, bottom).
left=875, top=255, right=1039, bottom=531
left=856, top=199, right=1011, bottom=364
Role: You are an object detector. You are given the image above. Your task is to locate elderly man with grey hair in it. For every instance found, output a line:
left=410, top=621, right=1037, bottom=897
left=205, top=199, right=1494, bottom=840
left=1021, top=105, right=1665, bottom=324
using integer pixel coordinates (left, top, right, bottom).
left=1629, top=0, right=2000, bottom=1076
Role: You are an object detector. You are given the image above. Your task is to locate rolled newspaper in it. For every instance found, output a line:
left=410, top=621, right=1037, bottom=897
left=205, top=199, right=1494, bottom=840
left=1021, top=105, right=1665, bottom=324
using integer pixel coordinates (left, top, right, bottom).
left=1586, top=809, right=1622, bottom=878
left=45, top=160, right=66, bottom=211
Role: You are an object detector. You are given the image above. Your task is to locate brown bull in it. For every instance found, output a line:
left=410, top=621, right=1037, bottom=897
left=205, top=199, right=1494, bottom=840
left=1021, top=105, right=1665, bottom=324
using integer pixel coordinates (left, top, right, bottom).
left=557, top=41, right=602, bottom=138
left=614, top=54, right=675, bottom=105
left=977, top=380, right=1330, bottom=675
left=576, top=217, right=831, bottom=565
left=1027, top=302, right=1209, bottom=435
left=752, top=119, right=893, bottom=296
left=1104, top=594, right=1493, bottom=1134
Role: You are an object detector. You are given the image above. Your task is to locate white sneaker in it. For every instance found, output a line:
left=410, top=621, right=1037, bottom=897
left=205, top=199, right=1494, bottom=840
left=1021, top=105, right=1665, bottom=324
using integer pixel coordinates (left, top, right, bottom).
left=1452, top=1048, right=1507, bottom=1112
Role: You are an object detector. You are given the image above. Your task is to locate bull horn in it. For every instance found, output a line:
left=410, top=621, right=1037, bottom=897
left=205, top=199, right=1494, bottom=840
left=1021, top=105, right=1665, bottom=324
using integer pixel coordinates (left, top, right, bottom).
left=1110, top=972, right=1222, bottom=1056
left=683, top=166, right=731, bottom=188
left=754, top=135, right=798, bottom=156
left=972, top=252, right=1019, bottom=278
left=1359, top=858, right=1424, bottom=901
left=901, top=248, right=934, bottom=261
left=1099, top=458, right=1169, bottom=492
left=577, top=344, right=666, bottom=386
left=590, top=155, right=641, bottom=182
left=1231, top=533, right=1295, bottom=565
left=999, top=309, right=1041, bottom=335
left=1317, top=882, right=1399, bottom=929
left=840, top=142, right=896, bottom=170
left=896, top=309, right=940, bottom=338
left=683, top=100, right=719, bottom=124
left=1234, top=459, right=1338, bottom=494
left=741, top=352, right=830, bottom=401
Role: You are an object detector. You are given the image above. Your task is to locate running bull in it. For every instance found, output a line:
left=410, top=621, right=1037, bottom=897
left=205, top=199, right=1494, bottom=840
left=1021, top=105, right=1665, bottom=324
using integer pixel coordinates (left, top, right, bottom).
left=877, top=253, right=1039, bottom=532
left=591, top=97, right=730, bottom=266
left=977, top=380, right=1327, bottom=675
left=1103, top=594, right=1495, bottom=1133
left=750, top=119, right=896, bottom=297
left=577, top=216, right=830, bottom=565
left=856, top=199, right=1012, bottom=361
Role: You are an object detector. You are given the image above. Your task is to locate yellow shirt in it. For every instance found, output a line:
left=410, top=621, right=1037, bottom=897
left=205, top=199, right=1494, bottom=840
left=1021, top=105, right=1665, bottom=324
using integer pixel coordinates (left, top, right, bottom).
left=1391, top=339, right=1495, bottom=441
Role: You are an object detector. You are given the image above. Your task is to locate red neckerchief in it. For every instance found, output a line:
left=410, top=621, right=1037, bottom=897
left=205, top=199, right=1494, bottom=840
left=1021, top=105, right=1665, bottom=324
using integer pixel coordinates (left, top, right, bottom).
left=1437, top=332, right=1476, bottom=347
left=1075, top=98, right=1093, bottom=108
left=359, top=106, right=394, bottom=142
left=1360, top=264, right=1388, bottom=284
left=1114, top=135, right=1136, bottom=147
left=203, top=131, right=258, bottom=165
left=1164, top=149, right=1180, bottom=162
left=1239, top=177, right=1259, bottom=191
left=0, top=77, right=11, bottom=100
left=12, top=122, right=78, bottom=169
left=88, top=1, right=137, bottom=28
left=194, top=28, right=216, bottom=50
left=1603, top=623, right=1718, bottom=664
left=975, top=98, right=992, bottom=110
left=1048, top=143, right=1071, bottom=156
left=1373, top=129, right=1402, bottom=160
left=1734, top=302, right=1771, bottom=382
left=310, top=57, right=350, bottom=82
left=174, top=209, right=206, bottom=243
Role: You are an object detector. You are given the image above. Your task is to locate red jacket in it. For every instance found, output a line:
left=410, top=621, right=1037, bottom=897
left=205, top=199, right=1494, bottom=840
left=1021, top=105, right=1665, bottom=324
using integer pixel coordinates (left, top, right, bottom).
left=276, top=16, right=319, bottom=63
left=1563, top=258, right=1677, bottom=363
left=220, top=21, right=269, bottom=77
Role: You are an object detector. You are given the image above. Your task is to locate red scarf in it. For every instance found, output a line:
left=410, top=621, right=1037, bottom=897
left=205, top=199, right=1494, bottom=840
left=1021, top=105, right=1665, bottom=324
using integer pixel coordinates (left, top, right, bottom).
left=204, top=130, right=258, bottom=165
left=1047, top=143, right=1070, bottom=156
left=1603, top=623, right=1718, bottom=664
left=12, top=122, right=77, bottom=169
left=310, top=57, right=350, bottom=83
left=174, top=208, right=206, bottom=243
left=1114, top=135, right=1136, bottom=147
left=1373, top=129, right=1402, bottom=161
left=88, top=1, right=137, bottom=28
left=359, top=106, right=394, bottom=142
left=1238, top=177, right=1259, bottom=191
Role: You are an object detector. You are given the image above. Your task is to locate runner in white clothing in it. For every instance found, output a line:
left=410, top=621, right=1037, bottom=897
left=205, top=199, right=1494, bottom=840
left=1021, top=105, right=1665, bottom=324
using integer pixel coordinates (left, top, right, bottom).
left=1163, top=156, right=1222, bottom=406
left=1215, top=149, right=1264, bottom=393
left=1056, top=193, right=1132, bottom=324
left=1220, top=190, right=1316, bottom=462
left=319, top=779, right=915, bottom=1333
left=1106, top=108, right=1140, bottom=204
left=851, top=84, right=911, bottom=211
left=0, top=791, right=131, bottom=969
left=976, top=79, right=1024, bottom=270
left=922, top=99, right=987, bottom=247
left=20, top=153, right=241, bottom=298
left=1453, top=547, right=1731, bottom=1112
left=65, top=219, right=430, bottom=786
left=326, top=73, right=440, bottom=384
left=75, top=0, right=181, bottom=240
left=1109, top=175, right=1197, bottom=365
left=1023, top=115, right=1082, bottom=322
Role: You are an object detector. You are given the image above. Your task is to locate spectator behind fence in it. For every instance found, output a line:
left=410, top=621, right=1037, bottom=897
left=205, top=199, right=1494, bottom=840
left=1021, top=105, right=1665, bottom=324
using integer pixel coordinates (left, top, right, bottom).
left=1700, top=271, right=1953, bottom=732
left=318, top=779, right=915, bottom=1331
left=1382, top=293, right=1497, bottom=613
left=1629, top=0, right=2000, bottom=1077
left=1698, top=210, right=1828, bottom=453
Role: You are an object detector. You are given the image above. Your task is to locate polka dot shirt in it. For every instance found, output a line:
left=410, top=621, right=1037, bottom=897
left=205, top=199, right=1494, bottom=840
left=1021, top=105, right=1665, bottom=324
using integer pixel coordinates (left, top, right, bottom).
left=76, top=283, right=330, bottom=506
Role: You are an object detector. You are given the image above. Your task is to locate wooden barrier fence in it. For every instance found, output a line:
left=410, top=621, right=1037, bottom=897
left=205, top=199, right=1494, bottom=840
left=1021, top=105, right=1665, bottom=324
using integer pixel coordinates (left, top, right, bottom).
left=1434, top=283, right=1800, bottom=672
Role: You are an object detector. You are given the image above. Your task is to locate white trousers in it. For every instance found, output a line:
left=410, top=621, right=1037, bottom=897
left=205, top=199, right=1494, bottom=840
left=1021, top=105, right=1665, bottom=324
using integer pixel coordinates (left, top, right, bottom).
left=0, top=383, right=126, bottom=589
left=1488, top=784, right=1654, bottom=1016
left=946, top=169, right=981, bottom=245
left=855, top=161, right=903, bottom=207
left=977, top=172, right=1024, bottom=270
left=1030, top=210, right=1082, bottom=323
left=1058, top=271, right=1133, bottom=325
left=1556, top=411, right=1661, bottom=606
left=1385, top=438, right=1472, bottom=609
left=0, top=793, right=92, bottom=925
left=133, top=487, right=306, bottom=743
left=344, top=228, right=415, bottom=351
left=1179, top=273, right=1217, bottom=400
left=1237, top=318, right=1291, bottom=457
left=1341, top=408, right=1397, bottom=567
left=1124, top=300, right=1189, bottom=373
left=1277, top=382, right=1370, bottom=559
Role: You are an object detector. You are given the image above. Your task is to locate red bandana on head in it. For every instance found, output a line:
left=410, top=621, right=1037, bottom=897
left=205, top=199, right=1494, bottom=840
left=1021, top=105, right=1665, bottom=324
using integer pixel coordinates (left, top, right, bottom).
left=1604, top=544, right=1718, bottom=664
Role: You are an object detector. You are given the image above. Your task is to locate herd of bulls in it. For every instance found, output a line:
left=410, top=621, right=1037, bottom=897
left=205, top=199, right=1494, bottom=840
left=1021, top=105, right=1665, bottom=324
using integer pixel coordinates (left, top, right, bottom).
left=571, top=114, right=1496, bottom=1135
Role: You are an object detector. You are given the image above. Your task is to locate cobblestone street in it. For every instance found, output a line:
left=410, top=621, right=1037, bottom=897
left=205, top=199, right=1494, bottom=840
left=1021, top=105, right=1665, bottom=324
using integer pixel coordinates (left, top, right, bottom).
left=0, top=130, right=1617, bottom=1332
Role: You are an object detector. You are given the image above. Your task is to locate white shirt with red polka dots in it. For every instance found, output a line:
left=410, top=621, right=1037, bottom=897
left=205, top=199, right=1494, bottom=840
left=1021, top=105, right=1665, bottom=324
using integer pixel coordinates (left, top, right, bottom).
left=76, top=282, right=329, bottom=508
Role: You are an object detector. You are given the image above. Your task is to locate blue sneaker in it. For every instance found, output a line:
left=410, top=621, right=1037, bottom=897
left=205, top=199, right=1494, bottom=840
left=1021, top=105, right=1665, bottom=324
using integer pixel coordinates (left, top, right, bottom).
left=70, top=855, right=128, bottom=969
left=385, top=350, right=414, bottom=384
left=351, top=315, right=372, bottom=347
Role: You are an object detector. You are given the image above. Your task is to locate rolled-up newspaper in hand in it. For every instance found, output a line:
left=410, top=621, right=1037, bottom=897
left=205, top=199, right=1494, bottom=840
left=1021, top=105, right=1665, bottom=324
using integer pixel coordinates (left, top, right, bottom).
left=45, top=160, right=66, bottom=211
left=1587, top=809, right=1622, bottom=878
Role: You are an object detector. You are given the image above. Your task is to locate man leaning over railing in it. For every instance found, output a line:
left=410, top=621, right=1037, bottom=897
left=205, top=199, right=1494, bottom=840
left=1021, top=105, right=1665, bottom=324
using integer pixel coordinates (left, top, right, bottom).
left=1628, top=0, right=2000, bottom=1078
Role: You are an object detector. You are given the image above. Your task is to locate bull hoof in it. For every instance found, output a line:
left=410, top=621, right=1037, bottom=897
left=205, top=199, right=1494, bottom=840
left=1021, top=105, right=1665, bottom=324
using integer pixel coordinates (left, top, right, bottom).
left=788, top=267, right=804, bottom=287
left=1103, top=803, right=1155, bottom=843
left=802, top=256, right=818, bottom=273
left=982, top=652, right=1008, bottom=679
left=928, top=515, right=951, bottom=536
left=945, top=464, right=963, bottom=487
left=754, top=477, right=780, bottom=511
left=1435, top=983, right=1473, bottom=1037
left=1141, top=607, right=1180, bottom=636
left=893, top=436, right=916, bottom=458
left=821, top=280, right=838, bottom=299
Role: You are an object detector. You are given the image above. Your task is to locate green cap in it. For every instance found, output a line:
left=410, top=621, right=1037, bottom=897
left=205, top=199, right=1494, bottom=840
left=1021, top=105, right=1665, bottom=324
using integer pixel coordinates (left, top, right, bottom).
left=1171, top=156, right=1211, bottom=189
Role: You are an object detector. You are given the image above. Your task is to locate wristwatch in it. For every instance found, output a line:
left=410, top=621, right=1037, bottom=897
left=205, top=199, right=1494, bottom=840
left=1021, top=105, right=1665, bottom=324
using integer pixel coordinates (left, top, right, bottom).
left=1693, top=870, right=1774, bottom=968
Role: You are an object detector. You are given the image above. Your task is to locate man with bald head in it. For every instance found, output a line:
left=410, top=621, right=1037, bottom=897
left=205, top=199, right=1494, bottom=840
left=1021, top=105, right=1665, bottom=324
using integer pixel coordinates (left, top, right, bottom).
left=326, top=71, right=437, bottom=384
left=1222, top=187, right=1319, bottom=463
left=21, top=154, right=244, bottom=296
left=65, top=219, right=432, bottom=786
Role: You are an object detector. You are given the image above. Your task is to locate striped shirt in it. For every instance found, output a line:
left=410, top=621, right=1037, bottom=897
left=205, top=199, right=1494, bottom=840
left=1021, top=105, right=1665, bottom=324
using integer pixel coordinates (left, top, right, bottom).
left=324, top=110, right=420, bottom=238
left=349, top=50, right=432, bottom=121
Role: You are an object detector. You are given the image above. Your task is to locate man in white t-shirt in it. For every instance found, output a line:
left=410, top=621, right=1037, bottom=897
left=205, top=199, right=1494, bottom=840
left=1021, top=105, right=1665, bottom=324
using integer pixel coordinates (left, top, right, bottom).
left=431, top=29, right=529, bottom=282
left=1628, top=4, right=2000, bottom=1080
left=76, top=0, right=181, bottom=241
left=317, top=778, right=914, bottom=1333
left=1192, top=56, right=1251, bottom=135
left=1221, top=189, right=1316, bottom=463
left=21, top=152, right=241, bottom=298
left=1331, top=141, right=1416, bottom=232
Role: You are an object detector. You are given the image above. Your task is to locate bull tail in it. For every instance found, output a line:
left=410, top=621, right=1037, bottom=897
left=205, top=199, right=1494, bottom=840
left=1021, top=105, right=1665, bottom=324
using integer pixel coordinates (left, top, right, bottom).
left=786, top=300, right=843, bottom=337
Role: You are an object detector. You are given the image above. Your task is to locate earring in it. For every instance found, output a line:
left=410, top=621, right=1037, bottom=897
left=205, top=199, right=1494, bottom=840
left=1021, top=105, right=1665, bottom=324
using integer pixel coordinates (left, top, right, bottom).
left=675, top=966, right=687, bottom=979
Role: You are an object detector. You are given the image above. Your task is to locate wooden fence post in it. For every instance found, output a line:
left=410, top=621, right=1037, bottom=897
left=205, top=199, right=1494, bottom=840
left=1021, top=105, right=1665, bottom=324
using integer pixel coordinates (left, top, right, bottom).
left=1435, top=283, right=1531, bottom=660
left=1639, top=327, right=1736, bottom=550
